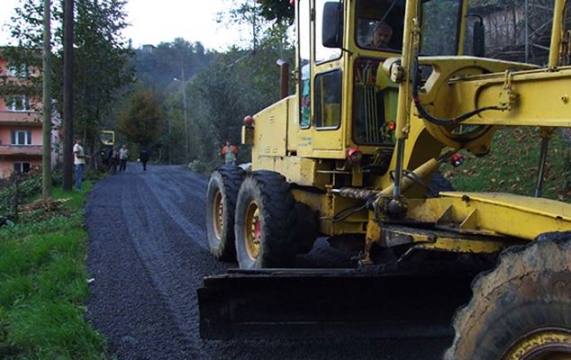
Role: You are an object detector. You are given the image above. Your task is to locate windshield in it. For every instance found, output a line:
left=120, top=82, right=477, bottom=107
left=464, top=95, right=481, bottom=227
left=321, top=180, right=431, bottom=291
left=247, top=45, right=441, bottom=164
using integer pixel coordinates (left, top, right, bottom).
left=355, top=0, right=463, bottom=55
left=420, top=0, right=462, bottom=55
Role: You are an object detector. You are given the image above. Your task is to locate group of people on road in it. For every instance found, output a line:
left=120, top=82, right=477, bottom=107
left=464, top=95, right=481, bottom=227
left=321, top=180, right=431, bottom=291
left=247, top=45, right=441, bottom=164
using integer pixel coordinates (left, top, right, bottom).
left=73, top=136, right=152, bottom=190
left=74, top=135, right=239, bottom=191
left=106, top=144, right=130, bottom=174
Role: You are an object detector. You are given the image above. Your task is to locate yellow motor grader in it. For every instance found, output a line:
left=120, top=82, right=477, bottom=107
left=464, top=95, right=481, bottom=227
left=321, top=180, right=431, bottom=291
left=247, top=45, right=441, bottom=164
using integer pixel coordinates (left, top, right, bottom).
left=201, top=0, right=571, bottom=358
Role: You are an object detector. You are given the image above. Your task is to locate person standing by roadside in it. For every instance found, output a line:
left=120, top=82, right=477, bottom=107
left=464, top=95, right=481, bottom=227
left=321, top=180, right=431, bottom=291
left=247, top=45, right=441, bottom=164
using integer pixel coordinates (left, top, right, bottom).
left=139, top=147, right=150, bottom=171
left=73, top=136, right=90, bottom=190
left=220, top=140, right=238, bottom=165
left=119, top=144, right=129, bottom=172
left=108, top=146, right=119, bottom=174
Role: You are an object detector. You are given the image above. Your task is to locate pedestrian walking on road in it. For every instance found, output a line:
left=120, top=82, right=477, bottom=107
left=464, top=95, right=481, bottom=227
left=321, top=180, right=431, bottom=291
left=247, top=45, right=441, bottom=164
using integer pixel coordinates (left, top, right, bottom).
left=73, top=136, right=90, bottom=190
left=108, top=147, right=119, bottom=174
left=119, top=144, right=129, bottom=172
left=139, top=147, right=150, bottom=171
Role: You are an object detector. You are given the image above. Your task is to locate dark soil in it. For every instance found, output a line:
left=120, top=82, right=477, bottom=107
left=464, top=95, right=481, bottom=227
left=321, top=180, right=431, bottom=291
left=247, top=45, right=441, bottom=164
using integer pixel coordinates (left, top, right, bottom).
left=84, top=164, right=453, bottom=360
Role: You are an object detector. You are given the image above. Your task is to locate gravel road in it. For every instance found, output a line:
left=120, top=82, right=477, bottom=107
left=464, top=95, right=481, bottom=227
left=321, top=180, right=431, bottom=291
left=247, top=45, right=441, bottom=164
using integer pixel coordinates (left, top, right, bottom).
left=84, top=164, right=453, bottom=360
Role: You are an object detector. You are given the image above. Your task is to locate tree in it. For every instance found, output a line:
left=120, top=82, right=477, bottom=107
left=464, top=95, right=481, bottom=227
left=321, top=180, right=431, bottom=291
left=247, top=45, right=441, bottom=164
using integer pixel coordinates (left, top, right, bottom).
left=130, top=38, right=216, bottom=164
left=256, top=0, right=294, bottom=23
left=67, top=0, right=133, bottom=134
left=1, top=0, right=134, bottom=180
left=117, top=88, right=163, bottom=147
left=219, top=0, right=293, bottom=50
left=185, top=42, right=294, bottom=168
left=133, top=38, right=214, bottom=91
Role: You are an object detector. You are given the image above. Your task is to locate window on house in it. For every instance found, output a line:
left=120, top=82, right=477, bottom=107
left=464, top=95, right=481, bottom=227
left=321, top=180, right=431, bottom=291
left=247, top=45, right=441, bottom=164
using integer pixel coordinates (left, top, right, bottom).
left=7, top=64, right=29, bottom=77
left=11, top=130, right=32, bottom=145
left=7, top=95, right=30, bottom=111
left=14, top=162, right=31, bottom=174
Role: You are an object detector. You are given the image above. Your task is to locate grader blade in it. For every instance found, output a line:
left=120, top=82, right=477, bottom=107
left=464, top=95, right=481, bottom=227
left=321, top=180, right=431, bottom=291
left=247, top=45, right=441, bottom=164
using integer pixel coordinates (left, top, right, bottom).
left=198, top=268, right=473, bottom=340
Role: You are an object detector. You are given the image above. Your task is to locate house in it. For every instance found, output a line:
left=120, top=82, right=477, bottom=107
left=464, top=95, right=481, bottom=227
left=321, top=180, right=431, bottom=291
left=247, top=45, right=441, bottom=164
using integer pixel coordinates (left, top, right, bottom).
left=0, top=48, right=60, bottom=179
left=140, top=44, right=156, bottom=54
left=469, top=0, right=555, bottom=63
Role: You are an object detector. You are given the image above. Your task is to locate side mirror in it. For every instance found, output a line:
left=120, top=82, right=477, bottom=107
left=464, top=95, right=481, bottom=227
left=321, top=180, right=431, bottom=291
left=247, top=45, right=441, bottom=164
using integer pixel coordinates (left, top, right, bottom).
left=472, top=16, right=485, bottom=57
left=322, top=2, right=343, bottom=48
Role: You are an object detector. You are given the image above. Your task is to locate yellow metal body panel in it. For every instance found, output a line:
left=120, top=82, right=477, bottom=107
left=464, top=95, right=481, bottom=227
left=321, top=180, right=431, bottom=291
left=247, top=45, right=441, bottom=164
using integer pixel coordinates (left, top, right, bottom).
left=408, top=192, right=571, bottom=241
left=249, top=98, right=290, bottom=161
left=291, top=188, right=367, bottom=236
left=409, top=237, right=509, bottom=254
left=448, top=67, right=571, bottom=126
left=286, top=95, right=299, bottom=154
left=253, top=156, right=331, bottom=187
left=364, top=215, right=513, bottom=257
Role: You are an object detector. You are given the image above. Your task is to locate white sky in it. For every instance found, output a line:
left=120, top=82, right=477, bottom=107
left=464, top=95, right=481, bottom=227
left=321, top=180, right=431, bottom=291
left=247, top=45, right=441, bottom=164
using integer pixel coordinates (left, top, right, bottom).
left=0, top=0, right=248, bottom=51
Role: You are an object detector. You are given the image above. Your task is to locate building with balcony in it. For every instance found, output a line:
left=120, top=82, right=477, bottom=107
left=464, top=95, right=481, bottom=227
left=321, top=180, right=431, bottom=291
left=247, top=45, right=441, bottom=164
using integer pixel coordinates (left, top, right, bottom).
left=0, top=48, right=60, bottom=178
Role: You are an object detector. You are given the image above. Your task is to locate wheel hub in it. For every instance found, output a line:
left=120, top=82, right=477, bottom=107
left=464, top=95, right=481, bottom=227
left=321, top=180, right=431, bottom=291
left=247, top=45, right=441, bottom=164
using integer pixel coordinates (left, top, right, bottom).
left=245, top=201, right=261, bottom=260
left=503, top=327, right=571, bottom=360
left=213, top=190, right=223, bottom=240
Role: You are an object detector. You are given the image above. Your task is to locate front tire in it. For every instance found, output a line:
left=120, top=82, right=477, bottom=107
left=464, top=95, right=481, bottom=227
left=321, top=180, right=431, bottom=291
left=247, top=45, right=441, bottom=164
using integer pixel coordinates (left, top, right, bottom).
left=234, top=171, right=297, bottom=269
left=294, top=202, right=318, bottom=254
left=444, top=232, right=571, bottom=360
left=205, top=165, right=244, bottom=261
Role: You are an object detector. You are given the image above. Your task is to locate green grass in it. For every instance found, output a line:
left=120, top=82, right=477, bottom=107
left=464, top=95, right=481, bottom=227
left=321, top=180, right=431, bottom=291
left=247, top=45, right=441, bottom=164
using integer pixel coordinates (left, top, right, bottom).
left=442, top=127, right=571, bottom=202
left=0, top=180, right=107, bottom=360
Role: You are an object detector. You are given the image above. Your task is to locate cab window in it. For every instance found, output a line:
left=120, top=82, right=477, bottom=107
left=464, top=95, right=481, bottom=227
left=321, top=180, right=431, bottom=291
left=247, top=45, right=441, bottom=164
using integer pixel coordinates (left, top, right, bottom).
left=355, top=0, right=404, bottom=51
left=314, top=69, right=342, bottom=129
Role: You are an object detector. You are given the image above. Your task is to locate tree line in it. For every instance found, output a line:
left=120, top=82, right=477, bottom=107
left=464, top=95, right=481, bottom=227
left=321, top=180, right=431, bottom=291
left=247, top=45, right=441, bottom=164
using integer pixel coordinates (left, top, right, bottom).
left=0, top=0, right=294, bottom=176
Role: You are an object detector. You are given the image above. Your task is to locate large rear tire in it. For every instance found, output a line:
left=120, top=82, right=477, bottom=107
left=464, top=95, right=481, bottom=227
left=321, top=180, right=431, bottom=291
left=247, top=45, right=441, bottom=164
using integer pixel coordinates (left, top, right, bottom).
left=205, top=165, right=244, bottom=261
left=293, top=202, right=318, bottom=254
left=444, top=232, right=571, bottom=360
left=234, top=171, right=297, bottom=269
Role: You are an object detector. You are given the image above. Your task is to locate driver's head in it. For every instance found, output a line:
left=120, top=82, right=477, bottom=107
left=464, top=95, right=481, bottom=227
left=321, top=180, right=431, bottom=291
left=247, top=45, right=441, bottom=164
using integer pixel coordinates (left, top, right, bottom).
left=372, top=22, right=393, bottom=48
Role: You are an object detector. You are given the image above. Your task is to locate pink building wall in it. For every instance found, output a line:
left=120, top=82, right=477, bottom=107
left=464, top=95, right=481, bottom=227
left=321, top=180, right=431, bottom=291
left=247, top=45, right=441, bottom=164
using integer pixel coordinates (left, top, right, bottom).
left=0, top=51, right=60, bottom=179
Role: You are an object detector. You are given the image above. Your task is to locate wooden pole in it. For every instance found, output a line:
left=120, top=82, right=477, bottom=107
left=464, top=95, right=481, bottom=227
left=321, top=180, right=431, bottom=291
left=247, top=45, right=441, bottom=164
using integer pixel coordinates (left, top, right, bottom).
left=42, top=0, right=52, bottom=198
left=62, top=0, right=74, bottom=191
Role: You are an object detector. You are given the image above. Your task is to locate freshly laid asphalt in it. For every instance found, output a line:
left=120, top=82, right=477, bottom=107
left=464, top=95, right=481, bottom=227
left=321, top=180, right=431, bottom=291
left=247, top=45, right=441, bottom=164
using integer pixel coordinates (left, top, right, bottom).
left=84, top=163, right=453, bottom=360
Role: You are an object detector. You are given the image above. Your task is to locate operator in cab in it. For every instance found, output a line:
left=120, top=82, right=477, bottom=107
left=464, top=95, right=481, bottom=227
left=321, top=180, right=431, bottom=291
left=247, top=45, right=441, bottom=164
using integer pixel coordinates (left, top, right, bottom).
left=369, top=21, right=393, bottom=49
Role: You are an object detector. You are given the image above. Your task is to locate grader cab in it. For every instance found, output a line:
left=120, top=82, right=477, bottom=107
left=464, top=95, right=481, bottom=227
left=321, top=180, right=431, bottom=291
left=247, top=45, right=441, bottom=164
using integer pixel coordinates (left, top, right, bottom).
left=98, top=130, right=115, bottom=170
left=201, top=0, right=571, bottom=358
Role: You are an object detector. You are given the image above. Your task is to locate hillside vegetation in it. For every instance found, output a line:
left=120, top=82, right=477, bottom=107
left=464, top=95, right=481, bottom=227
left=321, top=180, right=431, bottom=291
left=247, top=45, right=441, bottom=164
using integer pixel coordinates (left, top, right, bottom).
left=442, top=127, right=571, bottom=202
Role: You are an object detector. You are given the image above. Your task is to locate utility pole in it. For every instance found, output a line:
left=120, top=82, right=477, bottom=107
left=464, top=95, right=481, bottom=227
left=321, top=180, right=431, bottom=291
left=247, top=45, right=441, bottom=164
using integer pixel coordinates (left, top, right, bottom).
left=181, top=67, right=189, bottom=165
left=62, top=0, right=74, bottom=191
left=42, top=0, right=52, bottom=199
left=168, top=114, right=172, bottom=164
left=174, top=71, right=189, bottom=165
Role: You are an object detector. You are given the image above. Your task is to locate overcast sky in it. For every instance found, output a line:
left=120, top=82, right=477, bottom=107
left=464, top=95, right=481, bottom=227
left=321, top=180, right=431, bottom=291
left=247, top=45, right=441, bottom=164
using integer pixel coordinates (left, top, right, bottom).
left=0, top=0, right=248, bottom=51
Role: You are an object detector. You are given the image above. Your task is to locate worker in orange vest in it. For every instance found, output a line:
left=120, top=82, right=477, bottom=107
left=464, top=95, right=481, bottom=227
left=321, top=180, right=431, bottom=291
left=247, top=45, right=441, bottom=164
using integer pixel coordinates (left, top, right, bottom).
left=220, top=140, right=238, bottom=165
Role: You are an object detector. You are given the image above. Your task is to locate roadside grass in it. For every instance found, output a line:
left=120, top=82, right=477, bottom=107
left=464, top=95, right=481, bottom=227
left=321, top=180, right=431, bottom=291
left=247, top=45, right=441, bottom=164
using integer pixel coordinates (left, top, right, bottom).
left=0, top=180, right=107, bottom=359
left=442, top=127, right=571, bottom=202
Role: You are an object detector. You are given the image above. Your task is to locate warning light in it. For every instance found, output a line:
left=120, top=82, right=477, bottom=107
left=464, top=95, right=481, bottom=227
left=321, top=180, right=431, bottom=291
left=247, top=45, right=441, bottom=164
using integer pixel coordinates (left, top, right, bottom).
left=388, top=121, right=396, bottom=131
left=244, top=115, right=255, bottom=125
left=348, top=148, right=363, bottom=165
left=450, top=153, right=465, bottom=167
